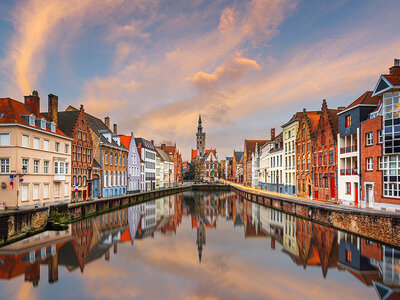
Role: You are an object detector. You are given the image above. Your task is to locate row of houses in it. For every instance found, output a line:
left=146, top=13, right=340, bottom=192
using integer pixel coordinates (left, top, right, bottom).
left=0, top=92, right=183, bottom=209
left=226, top=59, right=400, bottom=211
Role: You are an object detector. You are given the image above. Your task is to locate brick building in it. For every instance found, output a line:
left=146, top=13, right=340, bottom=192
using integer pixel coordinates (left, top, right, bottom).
left=160, top=144, right=182, bottom=185
left=243, top=140, right=268, bottom=186
left=295, top=109, right=320, bottom=199
left=337, top=92, right=380, bottom=207
left=232, top=151, right=243, bottom=182
left=44, top=104, right=94, bottom=201
left=359, top=59, right=400, bottom=210
left=312, top=100, right=342, bottom=202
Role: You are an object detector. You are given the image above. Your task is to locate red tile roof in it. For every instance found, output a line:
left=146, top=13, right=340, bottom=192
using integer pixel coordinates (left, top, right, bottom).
left=191, top=149, right=216, bottom=161
left=344, top=91, right=381, bottom=110
left=384, top=74, right=400, bottom=86
left=0, top=98, right=68, bottom=137
left=244, top=140, right=268, bottom=156
left=120, top=135, right=131, bottom=149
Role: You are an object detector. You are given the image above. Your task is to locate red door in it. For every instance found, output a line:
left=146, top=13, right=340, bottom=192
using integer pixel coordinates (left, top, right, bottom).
left=315, top=191, right=318, bottom=199
left=354, top=183, right=358, bottom=207
left=330, top=177, right=335, bottom=198
left=83, top=190, right=87, bottom=201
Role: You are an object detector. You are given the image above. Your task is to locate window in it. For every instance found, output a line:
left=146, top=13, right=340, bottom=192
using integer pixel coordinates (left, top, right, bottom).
left=318, top=152, right=322, bottom=166
left=33, top=184, right=39, bottom=200
left=379, top=157, right=384, bottom=170
left=366, top=132, right=373, bottom=146
left=33, top=160, right=39, bottom=174
left=22, top=158, right=29, bottom=173
left=0, top=133, right=10, bottom=146
left=321, top=131, right=325, bottom=144
left=54, top=162, right=59, bottom=174
left=346, top=183, right=351, bottom=194
left=0, top=158, right=10, bottom=173
left=54, top=183, right=60, bottom=197
left=33, top=137, right=39, bottom=149
left=378, top=130, right=383, bottom=143
left=21, top=184, right=29, bottom=201
left=345, top=115, right=351, bottom=128
left=313, top=153, right=317, bottom=166
left=29, top=115, right=35, bottom=126
left=43, top=184, right=49, bottom=199
left=22, top=135, right=29, bottom=147
left=319, top=174, right=323, bottom=187
left=110, top=153, right=113, bottom=166
left=366, top=158, right=373, bottom=171
left=323, top=150, right=327, bottom=165
left=65, top=163, right=69, bottom=175
left=44, top=161, right=49, bottom=174
left=44, top=140, right=49, bottom=151
left=65, top=144, right=69, bottom=154
left=55, top=142, right=60, bottom=152
left=329, top=150, right=334, bottom=165
left=115, top=154, right=118, bottom=166
left=105, top=152, right=108, bottom=165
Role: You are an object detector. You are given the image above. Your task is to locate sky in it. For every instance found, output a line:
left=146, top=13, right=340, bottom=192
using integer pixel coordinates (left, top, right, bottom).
left=0, top=0, right=400, bottom=160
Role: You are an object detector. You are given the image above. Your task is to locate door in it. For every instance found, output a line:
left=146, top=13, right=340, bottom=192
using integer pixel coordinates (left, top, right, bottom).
left=92, top=178, right=99, bottom=199
left=308, top=185, right=311, bottom=197
left=330, top=176, right=335, bottom=199
left=315, top=191, right=318, bottom=199
left=365, top=184, right=373, bottom=207
left=83, top=190, right=87, bottom=201
left=354, top=183, right=358, bottom=207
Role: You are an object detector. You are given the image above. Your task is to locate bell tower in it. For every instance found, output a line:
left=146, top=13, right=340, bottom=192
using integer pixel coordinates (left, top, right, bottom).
left=196, top=115, right=206, bottom=159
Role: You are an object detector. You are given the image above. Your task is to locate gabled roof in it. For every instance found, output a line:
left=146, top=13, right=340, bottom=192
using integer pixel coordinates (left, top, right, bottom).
left=120, top=135, right=131, bottom=149
left=82, top=111, right=126, bottom=150
left=42, top=110, right=80, bottom=137
left=281, top=111, right=302, bottom=128
left=135, top=138, right=156, bottom=151
left=191, top=149, right=216, bottom=161
left=156, top=148, right=173, bottom=162
left=0, top=97, right=68, bottom=137
left=244, top=140, right=268, bottom=156
left=372, top=65, right=400, bottom=97
left=338, top=91, right=381, bottom=115
left=234, top=151, right=244, bottom=162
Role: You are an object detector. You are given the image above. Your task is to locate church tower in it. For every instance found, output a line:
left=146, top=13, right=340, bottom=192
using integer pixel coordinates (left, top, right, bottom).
left=196, top=115, right=206, bottom=159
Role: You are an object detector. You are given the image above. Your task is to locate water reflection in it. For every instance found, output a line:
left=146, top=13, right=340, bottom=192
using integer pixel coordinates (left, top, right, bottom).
left=0, top=191, right=399, bottom=299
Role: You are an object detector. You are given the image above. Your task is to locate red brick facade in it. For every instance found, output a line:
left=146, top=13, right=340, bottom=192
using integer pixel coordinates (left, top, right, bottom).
left=296, top=110, right=320, bottom=198
left=312, top=100, right=341, bottom=202
left=360, top=116, right=385, bottom=204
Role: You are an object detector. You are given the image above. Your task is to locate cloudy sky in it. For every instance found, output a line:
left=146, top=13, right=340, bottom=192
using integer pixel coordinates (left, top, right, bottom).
left=0, top=0, right=400, bottom=160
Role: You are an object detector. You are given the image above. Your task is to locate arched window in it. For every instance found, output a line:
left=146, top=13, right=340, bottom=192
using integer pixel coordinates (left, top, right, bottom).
left=105, top=152, right=108, bottom=165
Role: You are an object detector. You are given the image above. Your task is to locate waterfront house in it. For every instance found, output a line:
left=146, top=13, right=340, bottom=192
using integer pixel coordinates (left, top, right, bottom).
left=267, top=132, right=284, bottom=193
left=155, top=150, right=164, bottom=189
left=120, top=133, right=141, bottom=193
left=312, top=100, right=342, bottom=202
left=43, top=103, right=94, bottom=201
left=337, top=92, right=380, bottom=207
left=135, top=138, right=156, bottom=191
left=232, top=150, right=243, bottom=182
left=156, top=147, right=174, bottom=188
left=281, top=112, right=301, bottom=195
left=243, top=140, right=268, bottom=186
left=295, top=109, right=321, bottom=199
left=86, top=115, right=128, bottom=198
left=359, top=59, right=400, bottom=210
left=0, top=92, right=72, bottom=208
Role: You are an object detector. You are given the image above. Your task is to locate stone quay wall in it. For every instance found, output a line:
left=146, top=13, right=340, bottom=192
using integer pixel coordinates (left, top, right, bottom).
left=231, top=185, right=400, bottom=248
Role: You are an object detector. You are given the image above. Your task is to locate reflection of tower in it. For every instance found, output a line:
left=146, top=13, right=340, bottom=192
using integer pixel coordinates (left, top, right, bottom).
left=196, top=218, right=206, bottom=263
left=196, top=115, right=206, bottom=159
left=48, top=254, right=58, bottom=283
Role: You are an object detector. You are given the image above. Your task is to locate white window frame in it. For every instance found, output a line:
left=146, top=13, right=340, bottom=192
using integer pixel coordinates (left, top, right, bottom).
left=366, top=132, right=373, bottom=146
left=44, top=161, right=49, bottom=174
left=0, top=158, right=10, bottom=173
left=22, top=158, right=29, bottom=173
left=33, top=160, right=39, bottom=174
left=55, top=142, right=60, bottom=152
left=33, top=184, right=39, bottom=200
left=33, top=137, right=40, bottom=149
left=21, top=184, right=29, bottom=202
left=43, top=184, right=49, bottom=199
left=43, top=139, right=49, bottom=151
left=22, top=135, right=29, bottom=147
left=0, top=133, right=10, bottom=146
left=366, top=158, right=373, bottom=171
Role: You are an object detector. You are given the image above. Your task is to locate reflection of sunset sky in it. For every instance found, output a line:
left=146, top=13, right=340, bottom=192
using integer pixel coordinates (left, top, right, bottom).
left=1, top=1, right=400, bottom=159
left=0, top=195, right=377, bottom=299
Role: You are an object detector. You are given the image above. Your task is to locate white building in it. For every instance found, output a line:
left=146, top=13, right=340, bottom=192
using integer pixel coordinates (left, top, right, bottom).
left=282, top=113, right=301, bottom=195
left=135, top=138, right=157, bottom=191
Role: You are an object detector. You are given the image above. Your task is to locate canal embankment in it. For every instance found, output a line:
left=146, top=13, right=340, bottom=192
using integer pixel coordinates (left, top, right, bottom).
left=0, top=184, right=229, bottom=246
left=229, top=183, right=400, bottom=247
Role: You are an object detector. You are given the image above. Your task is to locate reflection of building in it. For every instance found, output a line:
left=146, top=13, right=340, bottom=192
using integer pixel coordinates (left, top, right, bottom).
left=283, top=214, right=297, bottom=256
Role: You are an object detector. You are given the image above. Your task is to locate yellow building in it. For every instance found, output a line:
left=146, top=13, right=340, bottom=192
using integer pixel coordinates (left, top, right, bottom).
left=0, top=93, right=72, bottom=209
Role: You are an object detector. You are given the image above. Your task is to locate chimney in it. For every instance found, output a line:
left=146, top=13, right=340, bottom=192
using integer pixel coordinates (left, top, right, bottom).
left=337, top=106, right=345, bottom=111
left=270, top=128, right=275, bottom=140
left=390, top=58, right=400, bottom=75
left=104, top=116, right=110, bottom=129
left=113, top=123, right=117, bottom=134
left=161, top=143, right=166, bottom=151
left=24, top=90, right=40, bottom=116
left=151, top=140, right=154, bottom=145
left=48, top=94, right=58, bottom=125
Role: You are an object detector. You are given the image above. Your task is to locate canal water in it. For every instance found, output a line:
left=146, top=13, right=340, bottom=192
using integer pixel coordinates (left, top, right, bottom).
left=0, top=191, right=398, bottom=300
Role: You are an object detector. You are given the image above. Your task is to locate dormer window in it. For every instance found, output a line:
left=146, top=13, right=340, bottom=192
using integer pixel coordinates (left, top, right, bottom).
left=50, top=122, right=56, bottom=132
left=29, top=114, right=35, bottom=126
left=39, top=118, right=46, bottom=130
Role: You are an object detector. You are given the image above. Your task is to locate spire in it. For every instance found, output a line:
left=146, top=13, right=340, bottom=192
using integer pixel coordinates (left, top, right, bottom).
left=198, top=114, right=202, bottom=128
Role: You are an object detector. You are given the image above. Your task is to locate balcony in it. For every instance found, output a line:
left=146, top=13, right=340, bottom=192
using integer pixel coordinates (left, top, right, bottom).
left=340, top=169, right=358, bottom=176
left=340, top=145, right=357, bottom=154
left=54, top=174, right=65, bottom=182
